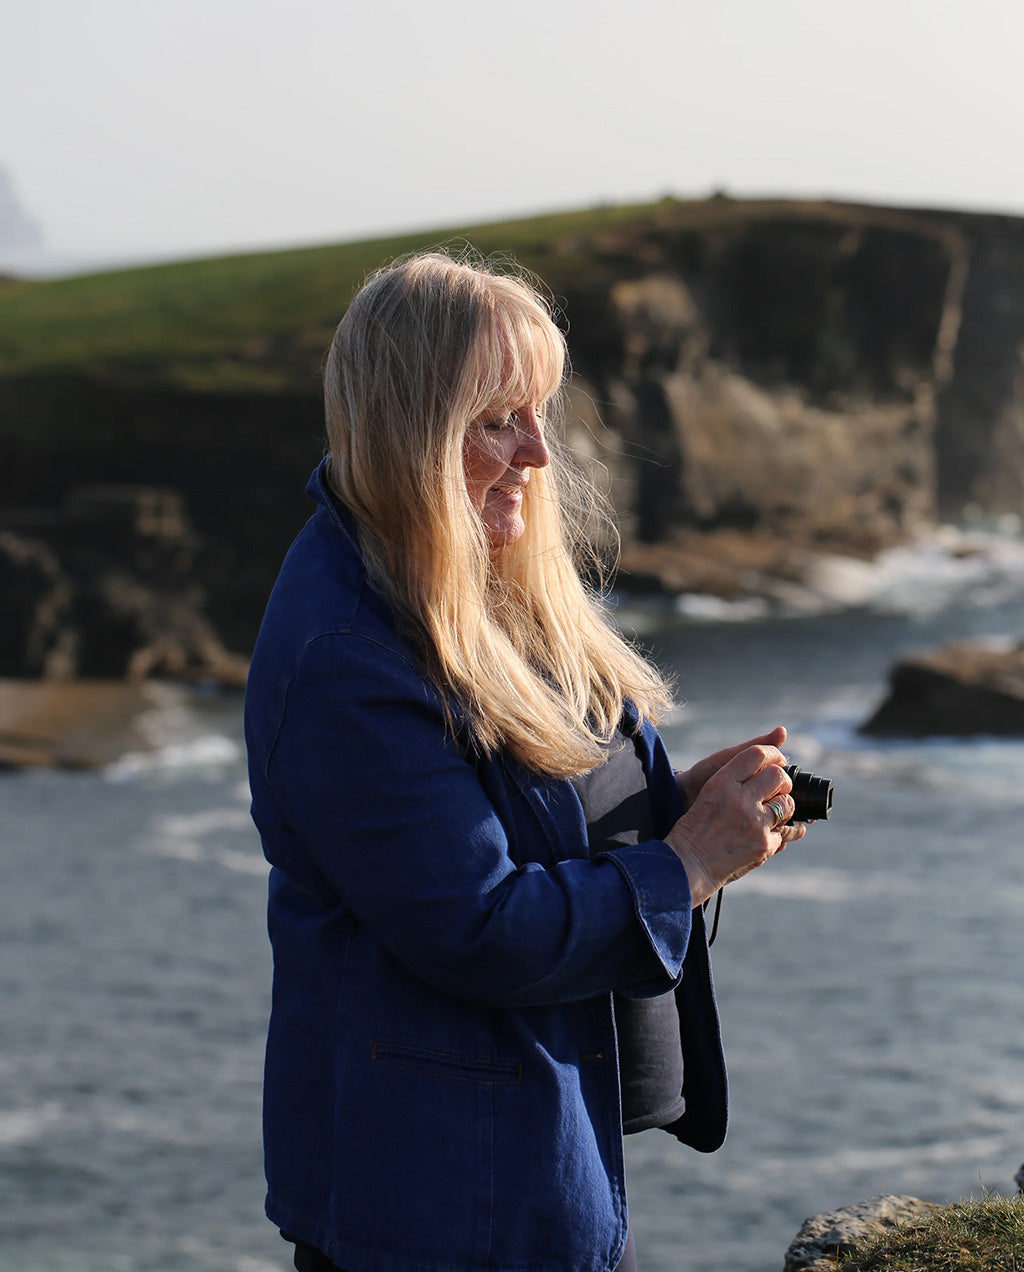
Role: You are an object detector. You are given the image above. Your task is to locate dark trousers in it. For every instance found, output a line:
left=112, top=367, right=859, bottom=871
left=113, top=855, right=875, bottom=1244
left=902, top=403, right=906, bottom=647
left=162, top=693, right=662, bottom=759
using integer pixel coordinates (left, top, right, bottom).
left=288, top=1226, right=638, bottom=1271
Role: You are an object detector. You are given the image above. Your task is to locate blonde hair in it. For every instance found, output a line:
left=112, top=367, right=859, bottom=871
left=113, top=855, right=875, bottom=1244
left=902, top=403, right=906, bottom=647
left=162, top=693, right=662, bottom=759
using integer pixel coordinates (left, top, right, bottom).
left=323, top=251, right=673, bottom=777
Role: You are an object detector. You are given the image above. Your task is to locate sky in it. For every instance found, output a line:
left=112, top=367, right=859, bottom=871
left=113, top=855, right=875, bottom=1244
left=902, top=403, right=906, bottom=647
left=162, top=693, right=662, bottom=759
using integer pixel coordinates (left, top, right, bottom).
left=1, top=0, right=1022, bottom=275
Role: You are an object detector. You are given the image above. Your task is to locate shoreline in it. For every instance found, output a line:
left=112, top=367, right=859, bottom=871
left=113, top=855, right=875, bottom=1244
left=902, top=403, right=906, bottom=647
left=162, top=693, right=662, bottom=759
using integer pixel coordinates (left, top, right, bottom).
left=0, top=678, right=171, bottom=770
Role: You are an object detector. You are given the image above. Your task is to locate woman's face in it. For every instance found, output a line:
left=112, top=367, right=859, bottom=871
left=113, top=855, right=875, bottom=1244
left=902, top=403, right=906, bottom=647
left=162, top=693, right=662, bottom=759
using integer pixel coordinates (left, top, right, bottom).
left=463, top=402, right=550, bottom=552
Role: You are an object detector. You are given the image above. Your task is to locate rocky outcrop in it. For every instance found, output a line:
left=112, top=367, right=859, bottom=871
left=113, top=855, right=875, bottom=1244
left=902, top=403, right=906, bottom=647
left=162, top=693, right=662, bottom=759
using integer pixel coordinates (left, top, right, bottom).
left=783, top=1195, right=941, bottom=1272
left=558, top=208, right=955, bottom=558
left=0, top=531, right=70, bottom=677
left=0, top=678, right=172, bottom=769
left=0, top=487, right=247, bottom=686
left=0, top=376, right=323, bottom=656
left=861, top=640, right=1024, bottom=736
left=930, top=212, right=1024, bottom=515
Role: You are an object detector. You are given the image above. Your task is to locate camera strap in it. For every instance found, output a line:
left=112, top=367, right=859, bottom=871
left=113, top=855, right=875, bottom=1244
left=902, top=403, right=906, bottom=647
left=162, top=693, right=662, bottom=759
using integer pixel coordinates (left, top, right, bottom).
left=704, top=888, right=723, bottom=947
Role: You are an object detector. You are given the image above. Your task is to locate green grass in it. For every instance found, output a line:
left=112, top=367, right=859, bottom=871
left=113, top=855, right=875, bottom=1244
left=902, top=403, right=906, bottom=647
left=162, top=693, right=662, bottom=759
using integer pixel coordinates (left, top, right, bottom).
left=0, top=193, right=876, bottom=393
left=840, top=1197, right=1024, bottom=1271
left=0, top=199, right=667, bottom=390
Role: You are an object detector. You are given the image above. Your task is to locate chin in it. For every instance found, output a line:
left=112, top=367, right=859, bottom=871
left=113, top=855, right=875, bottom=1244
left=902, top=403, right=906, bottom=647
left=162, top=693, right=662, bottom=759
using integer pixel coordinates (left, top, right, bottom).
left=485, top=516, right=526, bottom=554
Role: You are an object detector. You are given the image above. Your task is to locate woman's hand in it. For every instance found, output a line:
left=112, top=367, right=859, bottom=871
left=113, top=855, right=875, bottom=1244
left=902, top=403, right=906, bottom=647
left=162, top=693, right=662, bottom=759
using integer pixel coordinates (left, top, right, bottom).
left=674, top=725, right=789, bottom=808
left=666, top=737, right=807, bottom=907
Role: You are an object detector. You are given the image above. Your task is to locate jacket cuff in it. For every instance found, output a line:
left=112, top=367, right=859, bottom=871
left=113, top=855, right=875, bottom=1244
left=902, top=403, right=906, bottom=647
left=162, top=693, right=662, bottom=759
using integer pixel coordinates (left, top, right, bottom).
left=602, top=839, right=694, bottom=997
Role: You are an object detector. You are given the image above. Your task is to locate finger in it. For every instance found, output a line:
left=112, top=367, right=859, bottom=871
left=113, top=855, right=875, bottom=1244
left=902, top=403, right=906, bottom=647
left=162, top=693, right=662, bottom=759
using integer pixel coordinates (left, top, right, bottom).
left=745, top=763, right=793, bottom=805
left=761, top=793, right=795, bottom=832
left=779, top=821, right=807, bottom=844
left=721, top=743, right=787, bottom=785
left=706, top=726, right=788, bottom=773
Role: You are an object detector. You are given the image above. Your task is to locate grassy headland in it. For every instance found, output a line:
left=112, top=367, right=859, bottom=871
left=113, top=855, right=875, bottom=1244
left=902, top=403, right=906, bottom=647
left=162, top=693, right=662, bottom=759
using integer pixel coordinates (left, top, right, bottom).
left=0, top=194, right=899, bottom=393
left=0, top=199, right=670, bottom=392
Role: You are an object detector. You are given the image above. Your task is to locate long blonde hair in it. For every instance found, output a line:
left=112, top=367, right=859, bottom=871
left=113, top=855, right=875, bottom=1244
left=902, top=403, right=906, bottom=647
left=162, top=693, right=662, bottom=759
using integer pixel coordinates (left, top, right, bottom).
left=323, top=251, right=672, bottom=777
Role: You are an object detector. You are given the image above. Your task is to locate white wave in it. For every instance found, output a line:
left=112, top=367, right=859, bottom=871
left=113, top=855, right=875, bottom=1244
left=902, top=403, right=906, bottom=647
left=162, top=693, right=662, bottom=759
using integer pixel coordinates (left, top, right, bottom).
left=143, top=804, right=265, bottom=874
left=689, top=1130, right=1020, bottom=1197
left=155, top=808, right=252, bottom=838
left=215, top=846, right=270, bottom=877
left=625, top=525, right=1024, bottom=622
left=104, top=734, right=241, bottom=781
left=108, top=1107, right=221, bottom=1145
left=803, top=525, right=1024, bottom=617
left=0, top=1101, right=62, bottom=1146
left=171, top=1243, right=280, bottom=1272
left=809, top=1131, right=1016, bottom=1176
left=148, top=838, right=205, bottom=862
left=674, top=594, right=771, bottom=622
left=731, top=867, right=886, bottom=902
left=968, top=1074, right=1024, bottom=1112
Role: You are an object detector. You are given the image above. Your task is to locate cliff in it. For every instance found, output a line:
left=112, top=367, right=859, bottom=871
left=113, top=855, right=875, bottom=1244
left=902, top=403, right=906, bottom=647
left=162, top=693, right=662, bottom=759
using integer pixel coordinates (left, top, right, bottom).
left=3, top=196, right=1024, bottom=675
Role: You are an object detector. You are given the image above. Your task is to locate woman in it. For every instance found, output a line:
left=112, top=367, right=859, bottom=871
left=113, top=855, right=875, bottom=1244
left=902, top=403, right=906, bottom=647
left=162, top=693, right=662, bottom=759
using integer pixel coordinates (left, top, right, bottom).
left=244, top=252, right=807, bottom=1272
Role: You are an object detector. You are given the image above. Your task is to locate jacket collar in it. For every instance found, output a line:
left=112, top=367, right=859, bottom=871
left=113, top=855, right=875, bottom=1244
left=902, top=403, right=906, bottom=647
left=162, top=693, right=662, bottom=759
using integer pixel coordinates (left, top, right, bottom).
left=306, top=457, right=362, bottom=550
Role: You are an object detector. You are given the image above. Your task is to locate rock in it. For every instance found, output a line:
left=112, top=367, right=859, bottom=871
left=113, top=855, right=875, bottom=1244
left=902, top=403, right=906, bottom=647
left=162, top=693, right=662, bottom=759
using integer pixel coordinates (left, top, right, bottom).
left=0, top=487, right=248, bottom=692
left=562, top=207, right=953, bottom=553
left=0, top=531, right=73, bottom=677
left=70, top=570, right=248, bottom=686
left=0, top=678, right=167, bottom=769
left=783, top=1194, right=940, bottom=1272
left=861, top=640, right=1024, bottom=736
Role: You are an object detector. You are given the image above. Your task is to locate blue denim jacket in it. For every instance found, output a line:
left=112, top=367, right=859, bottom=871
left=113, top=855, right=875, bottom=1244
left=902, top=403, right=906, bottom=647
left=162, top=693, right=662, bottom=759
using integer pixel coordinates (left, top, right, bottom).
left=245, top=462, right=727, bottom=1272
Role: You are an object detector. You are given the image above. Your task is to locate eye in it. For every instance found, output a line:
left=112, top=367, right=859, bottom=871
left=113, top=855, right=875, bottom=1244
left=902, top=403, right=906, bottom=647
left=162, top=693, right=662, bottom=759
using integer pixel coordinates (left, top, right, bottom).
left=482, top=412, right=518, bottom=433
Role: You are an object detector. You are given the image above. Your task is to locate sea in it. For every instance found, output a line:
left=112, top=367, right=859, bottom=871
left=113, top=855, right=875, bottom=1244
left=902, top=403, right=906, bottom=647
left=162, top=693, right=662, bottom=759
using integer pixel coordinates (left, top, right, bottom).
left=2, top=521, right=1023, bottom=1272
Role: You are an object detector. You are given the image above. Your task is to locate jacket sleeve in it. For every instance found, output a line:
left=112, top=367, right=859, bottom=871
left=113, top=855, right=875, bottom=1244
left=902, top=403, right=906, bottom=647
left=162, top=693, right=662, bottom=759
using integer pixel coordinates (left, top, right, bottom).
left=261, top=629, right=694, bottom=1008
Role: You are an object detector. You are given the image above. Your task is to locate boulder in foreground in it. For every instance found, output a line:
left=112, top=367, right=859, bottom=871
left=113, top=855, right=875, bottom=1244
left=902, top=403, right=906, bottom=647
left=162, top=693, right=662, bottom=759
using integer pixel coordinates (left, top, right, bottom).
left=784, top=1195, right=940, bottom=1271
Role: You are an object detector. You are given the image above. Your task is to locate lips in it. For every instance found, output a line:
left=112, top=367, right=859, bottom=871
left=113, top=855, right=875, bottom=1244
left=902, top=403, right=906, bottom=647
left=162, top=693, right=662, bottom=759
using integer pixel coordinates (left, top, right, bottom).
left=490, top=473, right=528, bottom=495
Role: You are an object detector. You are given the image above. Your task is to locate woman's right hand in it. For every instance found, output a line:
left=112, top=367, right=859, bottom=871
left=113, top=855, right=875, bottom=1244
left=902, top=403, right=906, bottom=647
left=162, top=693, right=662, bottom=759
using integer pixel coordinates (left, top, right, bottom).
left=664, top=743, right=800, bottom=907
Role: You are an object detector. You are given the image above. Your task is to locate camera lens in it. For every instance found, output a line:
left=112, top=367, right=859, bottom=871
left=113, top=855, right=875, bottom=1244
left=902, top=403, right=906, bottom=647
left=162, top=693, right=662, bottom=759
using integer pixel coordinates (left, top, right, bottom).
left=783, top=765, right=833, bottom=823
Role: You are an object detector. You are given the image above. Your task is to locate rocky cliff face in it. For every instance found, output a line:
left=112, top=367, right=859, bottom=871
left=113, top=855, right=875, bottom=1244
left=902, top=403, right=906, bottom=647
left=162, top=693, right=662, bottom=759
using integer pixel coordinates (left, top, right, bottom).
left=929, top=211, right=1024, bottom=514
left=0, top=486, right=248, bottom=684
left=0, top=378, right=323, bottom=662
left=558, top=206, right=958, bottom=556
left=2, top=198, right=1024, bottom=671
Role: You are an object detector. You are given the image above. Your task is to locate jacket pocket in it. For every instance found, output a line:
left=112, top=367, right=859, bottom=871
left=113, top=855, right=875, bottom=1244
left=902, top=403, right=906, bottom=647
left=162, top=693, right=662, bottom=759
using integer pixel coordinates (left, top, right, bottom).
left=371, top=1040, right=521, bottom=1085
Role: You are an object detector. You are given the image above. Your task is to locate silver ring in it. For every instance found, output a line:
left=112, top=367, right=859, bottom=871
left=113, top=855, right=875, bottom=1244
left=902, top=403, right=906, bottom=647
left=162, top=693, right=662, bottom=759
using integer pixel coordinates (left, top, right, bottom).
left=764, top=798, right=787, bottom=831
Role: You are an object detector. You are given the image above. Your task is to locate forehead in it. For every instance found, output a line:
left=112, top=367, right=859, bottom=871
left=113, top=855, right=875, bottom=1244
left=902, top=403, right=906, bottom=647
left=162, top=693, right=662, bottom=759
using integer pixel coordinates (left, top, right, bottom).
left=473, top=308, right=563, bottom=417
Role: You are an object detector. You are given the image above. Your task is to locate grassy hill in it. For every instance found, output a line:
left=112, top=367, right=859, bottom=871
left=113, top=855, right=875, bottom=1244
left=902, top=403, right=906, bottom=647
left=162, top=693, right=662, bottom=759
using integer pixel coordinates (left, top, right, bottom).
left=0, top=199, right=678, bottom=392
left=0, top=194, right=904, bottom=393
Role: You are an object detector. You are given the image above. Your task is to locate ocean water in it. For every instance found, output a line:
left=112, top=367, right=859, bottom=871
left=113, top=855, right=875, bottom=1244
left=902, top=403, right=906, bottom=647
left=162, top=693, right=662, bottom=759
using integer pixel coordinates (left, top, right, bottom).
left=2, top=528, right=1023, bottom=1272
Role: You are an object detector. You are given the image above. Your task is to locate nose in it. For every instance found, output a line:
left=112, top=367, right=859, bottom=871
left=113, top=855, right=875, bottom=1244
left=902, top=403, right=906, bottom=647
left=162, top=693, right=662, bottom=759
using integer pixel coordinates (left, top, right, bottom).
left=514, top=404, right=550, bottom=470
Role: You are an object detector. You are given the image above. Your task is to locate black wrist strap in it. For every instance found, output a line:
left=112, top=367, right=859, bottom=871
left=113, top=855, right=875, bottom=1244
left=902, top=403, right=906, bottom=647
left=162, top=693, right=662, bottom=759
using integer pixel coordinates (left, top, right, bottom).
left=703, top=888, right=723, bottom=947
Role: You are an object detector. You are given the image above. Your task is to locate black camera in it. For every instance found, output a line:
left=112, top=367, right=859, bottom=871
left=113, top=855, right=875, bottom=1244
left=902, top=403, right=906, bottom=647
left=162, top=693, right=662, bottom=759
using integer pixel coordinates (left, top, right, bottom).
left=783, top=764, right=833, bottom=823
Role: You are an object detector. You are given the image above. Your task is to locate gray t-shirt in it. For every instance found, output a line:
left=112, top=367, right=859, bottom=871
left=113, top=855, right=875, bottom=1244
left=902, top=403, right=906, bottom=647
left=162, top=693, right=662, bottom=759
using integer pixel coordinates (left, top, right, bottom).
left=571, top=732, right=686, bottom=1134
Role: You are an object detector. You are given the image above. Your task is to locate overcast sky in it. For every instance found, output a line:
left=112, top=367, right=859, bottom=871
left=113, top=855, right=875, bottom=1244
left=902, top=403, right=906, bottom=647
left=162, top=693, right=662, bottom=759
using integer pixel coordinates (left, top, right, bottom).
left=1, top=0, right=1021, bottom=274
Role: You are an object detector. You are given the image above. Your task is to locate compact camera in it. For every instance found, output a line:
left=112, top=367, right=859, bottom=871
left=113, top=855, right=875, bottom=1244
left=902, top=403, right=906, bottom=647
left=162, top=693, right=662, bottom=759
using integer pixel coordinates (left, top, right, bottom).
left=783, top=765, right=833, bottom=823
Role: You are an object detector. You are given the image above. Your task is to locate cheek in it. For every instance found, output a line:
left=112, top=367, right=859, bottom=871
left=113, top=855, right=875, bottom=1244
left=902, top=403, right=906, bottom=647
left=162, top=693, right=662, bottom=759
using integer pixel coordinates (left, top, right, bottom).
left=462, top=434, right=513, bottom=509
